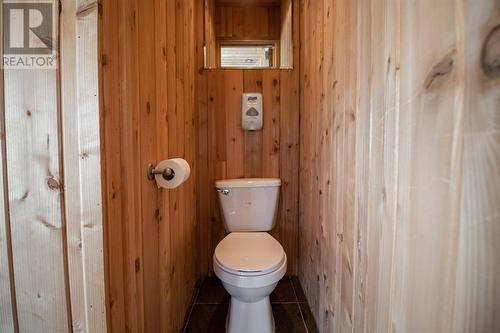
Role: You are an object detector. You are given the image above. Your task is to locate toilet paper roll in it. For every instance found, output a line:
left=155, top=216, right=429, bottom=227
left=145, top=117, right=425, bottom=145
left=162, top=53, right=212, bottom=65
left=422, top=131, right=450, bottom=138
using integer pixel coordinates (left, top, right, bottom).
left=154, top=158, right=191, bottom=189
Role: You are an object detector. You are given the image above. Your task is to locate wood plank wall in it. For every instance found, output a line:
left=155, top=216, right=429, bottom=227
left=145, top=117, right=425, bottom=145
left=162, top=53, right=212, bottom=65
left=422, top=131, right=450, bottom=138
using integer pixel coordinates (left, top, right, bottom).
left=454, top=1, right=500, bottom=330
left=0, top=3, right=16, bottom=332
left=100, top=0, right=200, bottom=332
left=214, top=3, right=281, bottom=40
left=4, top=15, right=70, bottom=333
left=0, top=0, right=106, bottom=332
left=299, top=0, right=357, bottom=331
left=61, top=1, right=106, bottom=332
left=299, top=0, right=500, bottom=332
left=196, top=0, right=300, bottom=276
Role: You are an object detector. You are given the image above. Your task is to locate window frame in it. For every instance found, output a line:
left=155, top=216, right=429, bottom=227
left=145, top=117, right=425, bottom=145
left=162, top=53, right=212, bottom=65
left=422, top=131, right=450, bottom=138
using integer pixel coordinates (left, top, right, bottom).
left=216, top=40, right=279, bottom=69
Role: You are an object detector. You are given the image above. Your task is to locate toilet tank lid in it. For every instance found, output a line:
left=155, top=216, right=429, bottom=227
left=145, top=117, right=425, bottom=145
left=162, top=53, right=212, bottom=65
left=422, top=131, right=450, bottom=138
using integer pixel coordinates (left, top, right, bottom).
left=215, top=178, right=281, bottom=188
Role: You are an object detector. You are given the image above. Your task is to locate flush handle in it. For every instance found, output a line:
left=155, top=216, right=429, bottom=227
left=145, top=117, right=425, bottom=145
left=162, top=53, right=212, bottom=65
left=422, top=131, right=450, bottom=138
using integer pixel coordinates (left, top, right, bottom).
left=217, top=188, right=230, bottom=195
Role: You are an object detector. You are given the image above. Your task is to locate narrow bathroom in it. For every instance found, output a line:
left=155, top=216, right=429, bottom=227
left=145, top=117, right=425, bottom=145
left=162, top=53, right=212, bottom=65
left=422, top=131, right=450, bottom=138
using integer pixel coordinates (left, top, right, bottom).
left=0, top=0, right=499, bottom=333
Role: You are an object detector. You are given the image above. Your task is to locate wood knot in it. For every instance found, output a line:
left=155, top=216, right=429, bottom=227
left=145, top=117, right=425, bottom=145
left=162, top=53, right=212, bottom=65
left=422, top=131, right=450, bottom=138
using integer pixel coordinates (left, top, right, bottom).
left=135, top=257, right=141, bottom=273
left=20, top=191, right=29, bottom=201
left=36, top=216, right=57, bottom=230
left=481, top=24, right=500, bottom=79
left=424, top=50, right=455, bottom=89
left=47, top=177, right=60, bottom=191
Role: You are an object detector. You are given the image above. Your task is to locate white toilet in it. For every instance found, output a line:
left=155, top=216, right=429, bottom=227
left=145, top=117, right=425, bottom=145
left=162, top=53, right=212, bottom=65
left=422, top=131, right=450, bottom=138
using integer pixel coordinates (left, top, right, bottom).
left=214, top=178, right=286, bottom=333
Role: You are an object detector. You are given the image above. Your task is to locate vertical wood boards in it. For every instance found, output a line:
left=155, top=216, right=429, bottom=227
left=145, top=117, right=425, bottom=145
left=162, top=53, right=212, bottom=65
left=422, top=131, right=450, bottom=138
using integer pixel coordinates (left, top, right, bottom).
left=119, top=1, right=144, bottom=331
left=454, top=1, right=500, bottom=331
left=137, top=0, right=160, bottom=331
left=0, top=1, right=16, bottom=330
left=3, top=0, right=71, bottom=330
left=197, top=67, right=299, bottom=275
left=298, top=0, right=358, bottom=331
left=214, top=4, right=281, bottom=40
left=1, top=0, right=105, bottom=331
left=279, top=0, right=293, bottom=68
left=155, top=0, right=171, bottom=331
left=300, top=0, right=500, bottom=332
left=100, top=0, right=126, bottom=330
left=61, top=0, right=106, bottom=332
left=197, top=0, right=300, bottom=277
left=205, top=0, right=218, bottom=68
left=101, top=0, right=145, bottom=331
left=354, top=0, right=400, bottom=332
left=276, top=0, right=299, bottom=276
left=101, top=0, right=200, bottom=332
left=165, top=0, right=199, bottom=330
left=389, top=1, right=464, bottom=331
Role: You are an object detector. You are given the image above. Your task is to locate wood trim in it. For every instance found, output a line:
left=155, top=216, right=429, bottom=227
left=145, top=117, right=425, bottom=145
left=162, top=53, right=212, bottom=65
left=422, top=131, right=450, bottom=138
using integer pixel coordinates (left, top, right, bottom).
left=55, top=1, right=74, bottom=330
left=97, top=0, right=113, bottom=330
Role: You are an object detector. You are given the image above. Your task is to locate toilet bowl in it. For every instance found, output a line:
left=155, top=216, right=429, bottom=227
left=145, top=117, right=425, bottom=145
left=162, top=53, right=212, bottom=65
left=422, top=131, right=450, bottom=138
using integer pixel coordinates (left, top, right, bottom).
left=214, top=232, right=287, bottom=333
left=214, top=178, right=284, bottom=333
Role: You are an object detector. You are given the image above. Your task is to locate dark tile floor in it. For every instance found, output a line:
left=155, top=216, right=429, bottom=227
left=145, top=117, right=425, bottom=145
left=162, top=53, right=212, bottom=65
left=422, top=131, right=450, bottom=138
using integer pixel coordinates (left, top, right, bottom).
left=183, top=276, right=319, bottom=333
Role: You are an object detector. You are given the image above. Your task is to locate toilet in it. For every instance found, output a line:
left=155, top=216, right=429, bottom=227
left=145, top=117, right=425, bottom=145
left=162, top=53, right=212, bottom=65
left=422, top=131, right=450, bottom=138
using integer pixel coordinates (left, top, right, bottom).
left=214, top=178, right=286, bottom=333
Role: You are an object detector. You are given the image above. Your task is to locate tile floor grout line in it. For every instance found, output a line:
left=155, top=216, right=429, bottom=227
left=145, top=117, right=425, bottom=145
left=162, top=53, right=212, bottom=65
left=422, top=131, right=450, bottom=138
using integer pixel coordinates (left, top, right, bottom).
left=291, top=276, right=309, bottom=333
left=289, top=276, right=299, bottom=303
left=297, top=302, right=309, bottom=333
left=182, top=278, right=204, bottom=333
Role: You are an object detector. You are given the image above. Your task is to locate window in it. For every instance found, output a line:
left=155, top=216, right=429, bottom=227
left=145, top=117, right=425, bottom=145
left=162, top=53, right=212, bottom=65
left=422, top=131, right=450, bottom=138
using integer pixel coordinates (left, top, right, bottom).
left=220, top=44, right=275, bottom=69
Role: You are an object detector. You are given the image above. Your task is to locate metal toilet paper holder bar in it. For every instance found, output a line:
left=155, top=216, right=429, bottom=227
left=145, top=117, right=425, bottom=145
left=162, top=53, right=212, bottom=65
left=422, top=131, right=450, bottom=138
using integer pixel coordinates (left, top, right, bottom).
left=147, top=163, right=175, bottom=181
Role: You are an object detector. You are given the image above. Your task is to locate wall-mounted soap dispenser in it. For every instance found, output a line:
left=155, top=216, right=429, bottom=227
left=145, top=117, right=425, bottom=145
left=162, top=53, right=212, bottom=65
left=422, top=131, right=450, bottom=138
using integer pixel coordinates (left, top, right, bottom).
left=242, top=93, right=263, bottom=131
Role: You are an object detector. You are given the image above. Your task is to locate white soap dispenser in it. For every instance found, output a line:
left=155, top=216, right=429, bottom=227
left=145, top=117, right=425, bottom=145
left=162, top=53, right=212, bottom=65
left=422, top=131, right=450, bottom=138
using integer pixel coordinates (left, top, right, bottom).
left=242, top=93, right=263, bottom=131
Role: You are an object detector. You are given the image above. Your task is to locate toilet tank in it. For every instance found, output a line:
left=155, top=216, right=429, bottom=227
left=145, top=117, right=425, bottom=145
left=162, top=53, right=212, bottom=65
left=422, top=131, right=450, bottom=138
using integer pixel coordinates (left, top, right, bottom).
left=215, top=178, right=281, bottom=232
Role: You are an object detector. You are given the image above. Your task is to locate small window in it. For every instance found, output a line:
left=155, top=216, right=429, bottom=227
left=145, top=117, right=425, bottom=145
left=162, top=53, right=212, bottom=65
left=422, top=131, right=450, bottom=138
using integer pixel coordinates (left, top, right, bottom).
left=220, top=44, right=275, bottom=69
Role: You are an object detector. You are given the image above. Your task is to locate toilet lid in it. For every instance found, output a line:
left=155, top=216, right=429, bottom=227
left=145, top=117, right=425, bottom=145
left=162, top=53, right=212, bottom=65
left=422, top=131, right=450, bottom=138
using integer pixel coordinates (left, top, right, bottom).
left=214, top=232, right=286, bottom=275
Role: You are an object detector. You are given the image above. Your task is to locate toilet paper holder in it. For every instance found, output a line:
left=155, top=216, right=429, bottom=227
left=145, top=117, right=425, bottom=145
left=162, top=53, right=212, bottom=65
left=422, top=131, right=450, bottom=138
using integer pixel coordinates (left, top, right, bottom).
left=147, top=163, right=175, bottom=181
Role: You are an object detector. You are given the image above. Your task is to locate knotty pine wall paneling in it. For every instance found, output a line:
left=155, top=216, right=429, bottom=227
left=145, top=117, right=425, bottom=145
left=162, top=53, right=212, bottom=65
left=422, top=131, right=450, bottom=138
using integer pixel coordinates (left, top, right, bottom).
left=196, top=1, right=300, bottom=276
left=355, top=0, right=499, bottom=331
left=299, top=0, right=500, bottom=332
left=1, top=1, right=105, bottom=332
left=101, top=0, right=200, bottom=332
left=298, top=0, right=357, bottom=331
left=454, top=1, right=500, bottom=330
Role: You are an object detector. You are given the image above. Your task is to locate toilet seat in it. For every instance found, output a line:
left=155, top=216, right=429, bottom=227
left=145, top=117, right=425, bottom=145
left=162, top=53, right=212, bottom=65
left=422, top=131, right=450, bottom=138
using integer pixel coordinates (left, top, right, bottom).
left=214, top=232, right=286, bottom=277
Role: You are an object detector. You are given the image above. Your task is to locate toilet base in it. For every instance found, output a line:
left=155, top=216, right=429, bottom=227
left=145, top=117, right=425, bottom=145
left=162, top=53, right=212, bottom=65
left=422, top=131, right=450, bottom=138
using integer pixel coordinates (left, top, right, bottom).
left=226, top=296, right=275, bottom=333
